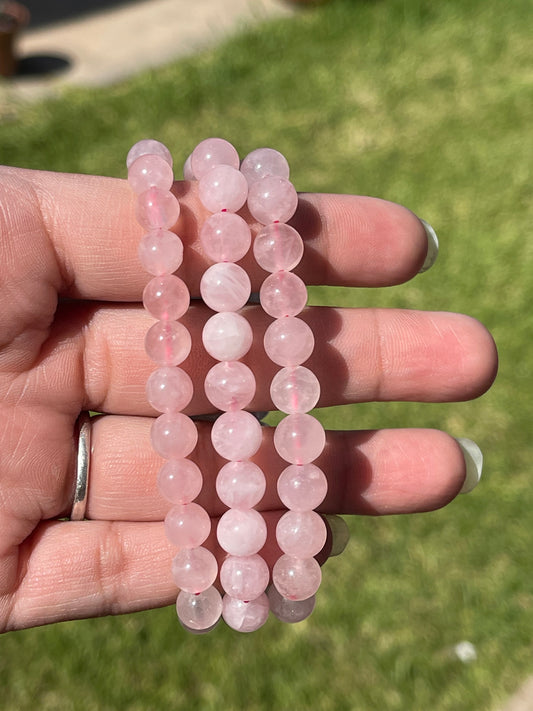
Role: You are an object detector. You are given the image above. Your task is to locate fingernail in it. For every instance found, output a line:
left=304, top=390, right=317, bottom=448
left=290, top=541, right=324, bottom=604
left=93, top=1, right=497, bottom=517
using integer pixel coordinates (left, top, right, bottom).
left=418, top=218, right=439, bottom=273
left=456, top=438, right=483, bottom=494
left=323, top=515, right=351, bottom=556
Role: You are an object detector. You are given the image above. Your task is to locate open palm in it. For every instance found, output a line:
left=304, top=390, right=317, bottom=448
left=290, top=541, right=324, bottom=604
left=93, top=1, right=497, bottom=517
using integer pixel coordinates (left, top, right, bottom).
left=0, top=166, right=497, bottom=632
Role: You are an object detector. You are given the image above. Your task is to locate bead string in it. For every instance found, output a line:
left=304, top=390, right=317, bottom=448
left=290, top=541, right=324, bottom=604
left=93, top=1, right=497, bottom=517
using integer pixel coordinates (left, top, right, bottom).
left=128, top=140, right=222, bottom=632
left=189, top=138, right=270, bottom=632
left=242, top=150, right=328, bottom=619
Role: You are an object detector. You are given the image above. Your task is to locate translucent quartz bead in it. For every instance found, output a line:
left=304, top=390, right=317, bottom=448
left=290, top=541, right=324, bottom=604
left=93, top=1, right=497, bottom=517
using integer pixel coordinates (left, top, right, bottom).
left=164, top=502, right=211, bottom=548
left=143, top=275, right=190, bottom=321
left=138, top=229, right=184, bottom=276
left=217, top=508, right=267, bottom=556
left=211, top=410, right=262, bottom=461
left=240, top=147, right=290, bottom=186
left=263, top=317, right=314, bottom=367
left=276, top=510, right=327, bottom=558
left=200, top=262, right=251, bottom=313
left=191, top=137, right=240, bottom=179
left=220, top=554, right=269, bottom=601
left=146, top=366, right=194, bottom=413
left=277, top=463, right=328, bottom=512
left=216, top=460, right=266, bottom=509
left=198, top=165, right=249, bottom=213
left=126, top=139, right=173, bottom=170
left=200, top=211, right=251, bottom=263
left=176, top=586, right=222, bottom=631
left=272, top=554, right=322, bottom=601
left=267, top=585, right=315, bottom=624
left=136, top=187, right=180, bottom=230
left=247, top=176, right=298, bottom=224
left=157, top=458, right=203, bottom=503
left=259, top=271, right=308, bottom=319
left=222, top=594, right=270, bottom=632
left=145, top=320, right=192, bottom=366
left=171, top=547, right=218, bottom=594
left=274, top=413, right=326, bottom=465
left=128, top=154, right=174, bottom=194
left=204, top=361, right=256, bottom=412
left=183, top=154, right=194, bottom=180
left=270, top=366, right=320, bottom=414
left=202, top=311, right=253, bottom=362
left=253, top=223, right=304, bottom=273
left=151, top=412, right=198, bottom=459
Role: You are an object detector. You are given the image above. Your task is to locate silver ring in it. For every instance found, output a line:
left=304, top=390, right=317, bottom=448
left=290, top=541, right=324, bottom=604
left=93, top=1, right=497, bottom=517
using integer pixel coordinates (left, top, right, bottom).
left=71, top=412, right=92, bottom=520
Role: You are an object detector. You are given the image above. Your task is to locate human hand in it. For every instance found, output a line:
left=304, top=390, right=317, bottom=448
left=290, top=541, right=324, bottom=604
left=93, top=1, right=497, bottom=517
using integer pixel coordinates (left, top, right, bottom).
left=0, top=166, right=497, bottom=632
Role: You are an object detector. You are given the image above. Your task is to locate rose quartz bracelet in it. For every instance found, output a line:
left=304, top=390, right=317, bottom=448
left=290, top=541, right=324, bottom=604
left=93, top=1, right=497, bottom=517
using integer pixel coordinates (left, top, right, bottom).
left=128, top=140, right=222, bottom=632
left=242, top=148, right=328, bottom=621
left=130, top=138, right=329, bottom=633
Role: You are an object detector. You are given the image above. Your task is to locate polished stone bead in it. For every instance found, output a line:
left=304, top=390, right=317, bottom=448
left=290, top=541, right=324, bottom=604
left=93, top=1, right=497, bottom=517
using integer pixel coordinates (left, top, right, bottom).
left=277, top=463, right=328, bottom=512
left=272, top=554, right=322, bottom=601
left=164, top=502, right=211, bottom=548
left=270, top=365, right=320, bottom=414
left=171, top=546, right=218, bottom=594
left=211, top=410, right=262, bottom=461
left=273, top=413, right=326, bottom=465
left=222, top=593, right=270, bottom=632
left=217, top=508, right=267, bottom=556
left=176, top=586, right=222, bottom=631
left=204, top=361, right=256, bottom=412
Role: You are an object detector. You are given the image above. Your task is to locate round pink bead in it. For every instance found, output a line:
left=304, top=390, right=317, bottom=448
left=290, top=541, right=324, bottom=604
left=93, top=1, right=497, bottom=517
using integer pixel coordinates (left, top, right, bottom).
left=202, top=311, right=253, bottom=361
left=217, top=508, right=267, bottom=556
left=277, top=463, right=328, bottom=512
left=136, top=187, right=180, bottom=230
left=164, top=502, right=210, bottom=548
left=138, top=229, right=183, bottom=276
left=200, top=262, right=251, bottom=312
left=145, top=320, right=192, bottom=365
left=253, top=223, right=304, bottom=273
left=274, top=413, right=326, bottom=465
left=267, top=585, right=315, bottom=623
left=270, top=366, right=320, bottom=414
left=247, top=176, right=298, bottom=224
left=222, top=594, right=270, bottom=632
left=259, top=271, right=308, bottom=318
left=176, top=586, right=222, bottom=631
left=172, top=547, right=218, bottom=594
left=272, top=554, right=322, bottom=601
left=276, top=511, right=327, bottom=558
left=146, top=366, right=193, bottom=413
left=211, top=410, right=262, bottom=461
left=183, top=153, right=194, bottom=180
left=126, top=139, right=173, bottom=170
left=200, top=211, right=251, bottom=263
left=151, top=412, right=198, bottom=459
left=191, top=137, right=240, bottom=179
left=263, top=317, right=314, bottom=367
left=204, top=361, right=256, bottom=411
left=240, top=147, right=290, bottom=186
left=128, top=154, right=174, bottom=194
left=216, top=460, right=266, bottom=509
left=220, top=554, right=269, bottom=601
left=198, top=165, right=248, bottom=213
left=157, top=458, right=203, bottom=503
left=143, top=275, right=190, bottom=320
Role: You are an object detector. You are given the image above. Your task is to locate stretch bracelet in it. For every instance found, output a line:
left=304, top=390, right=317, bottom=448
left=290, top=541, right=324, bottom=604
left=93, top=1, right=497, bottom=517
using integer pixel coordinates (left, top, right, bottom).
left=129, top=137, right=329, bottom=633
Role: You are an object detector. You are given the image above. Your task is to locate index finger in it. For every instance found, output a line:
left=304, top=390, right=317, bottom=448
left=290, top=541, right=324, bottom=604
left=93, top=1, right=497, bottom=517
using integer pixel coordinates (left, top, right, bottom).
left=3, top=167, right=429, bottom=300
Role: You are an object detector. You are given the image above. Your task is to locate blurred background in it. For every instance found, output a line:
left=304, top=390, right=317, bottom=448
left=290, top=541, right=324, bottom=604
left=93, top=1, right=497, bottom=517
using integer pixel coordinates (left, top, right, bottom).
left=0, top=0, right=531, bottom=709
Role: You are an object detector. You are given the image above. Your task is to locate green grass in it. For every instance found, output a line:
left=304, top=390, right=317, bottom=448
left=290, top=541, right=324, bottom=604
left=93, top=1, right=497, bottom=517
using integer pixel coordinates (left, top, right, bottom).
left=0, top=0, right=532, bottom=708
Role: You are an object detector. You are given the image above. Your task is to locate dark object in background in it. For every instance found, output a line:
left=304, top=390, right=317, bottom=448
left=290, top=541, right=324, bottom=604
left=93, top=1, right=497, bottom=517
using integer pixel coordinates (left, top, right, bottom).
left=0, top=1, right=29, bottom=77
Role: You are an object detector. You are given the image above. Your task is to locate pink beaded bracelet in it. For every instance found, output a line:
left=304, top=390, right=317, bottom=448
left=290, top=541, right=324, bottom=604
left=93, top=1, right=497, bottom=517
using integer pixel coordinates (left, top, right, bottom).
left=129, top=137, right=329, bottom=633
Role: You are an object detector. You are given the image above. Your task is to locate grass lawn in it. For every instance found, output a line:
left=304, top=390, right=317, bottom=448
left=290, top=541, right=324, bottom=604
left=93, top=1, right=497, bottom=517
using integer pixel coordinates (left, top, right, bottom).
left=0, top=0, right=532, bottom=708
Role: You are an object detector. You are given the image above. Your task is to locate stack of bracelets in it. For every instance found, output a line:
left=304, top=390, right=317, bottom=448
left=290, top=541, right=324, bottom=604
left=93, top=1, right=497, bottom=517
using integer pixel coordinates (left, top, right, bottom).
left=127, top=137, right=333, bottom=633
